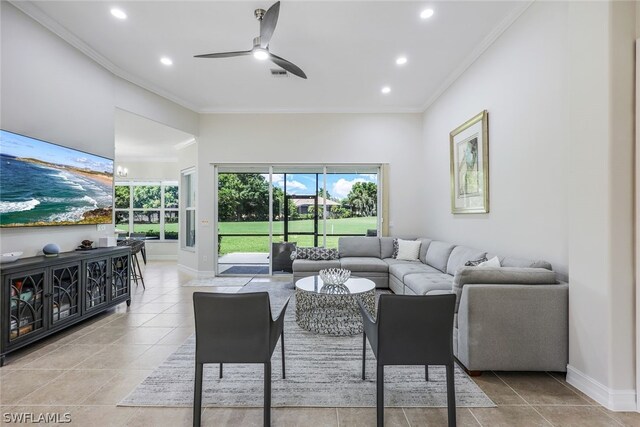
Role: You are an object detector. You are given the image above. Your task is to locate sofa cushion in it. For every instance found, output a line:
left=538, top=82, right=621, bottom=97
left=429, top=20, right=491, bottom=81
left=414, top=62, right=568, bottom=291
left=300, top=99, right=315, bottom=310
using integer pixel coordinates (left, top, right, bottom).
left=340, top=257, right=389, bottom=273
left=292, top=247, right=339, bottom=261
left=417, top=238, right=433, bottom=263
left=404, top=273, right=453, bottom=295
left=339, top=237, right=381, bottom=258
left=380, top=237, right=395, bottom=259
left=389, top=262, right=440, bottom=280
left=446, top=246, right=488, bottom=275
left=452, top=266, right=557, bottom=312
left=293, top=259, right=341, bottom=272
left=425, top=241, right=456, bottom=272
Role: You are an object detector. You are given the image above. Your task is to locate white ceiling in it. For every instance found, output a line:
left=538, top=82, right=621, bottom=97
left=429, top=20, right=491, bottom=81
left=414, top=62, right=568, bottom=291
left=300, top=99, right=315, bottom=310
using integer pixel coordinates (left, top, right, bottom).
left=23, top=1, right=528, bottom=113
left=115, top=109, right=194, bottom=162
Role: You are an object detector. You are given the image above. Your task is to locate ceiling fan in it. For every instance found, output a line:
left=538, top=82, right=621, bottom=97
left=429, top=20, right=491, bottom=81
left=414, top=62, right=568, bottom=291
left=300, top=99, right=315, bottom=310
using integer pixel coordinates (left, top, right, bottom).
left=194, top=1, right=307, bottom=79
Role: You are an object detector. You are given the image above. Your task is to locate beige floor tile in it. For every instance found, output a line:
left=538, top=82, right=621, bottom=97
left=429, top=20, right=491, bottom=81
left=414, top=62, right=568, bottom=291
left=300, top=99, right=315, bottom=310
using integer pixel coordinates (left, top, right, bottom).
left=162, top=303, right=194, bottom=314
left=338, top=407, right=409, bottom=426
left=21, top=369, right=114, bottom=405
left=128, top=302, right=178, bottom=314
left=141, top=313, right=187, bottom=328
left=603, top=410, right=640, bottom=427
left=82, top=369, right=154, bottom=405
left=0, top=369, right=65, bottom=404
left=124, top=407, right=193, bottom=427
left=127, top=344, right=180, bottom=370
left=0, top=405, right=64, bottom=424
left=549, top=372, right=600, bottom=405
left=496, top=372, right=591, bottom=405
left=64, top=405, right=139, bottom=426
left=470, top=406, right=552, bottom=426
left=403, top=407, right=479, bottom=427
left=272, top=407, right=338, bottom=427
left=72, top=326, right=134, bottom=345
left=73, top=344, right=151, bottom=370
left=114, top=327, right=174, bottom=345
left=201, top=407, right=263, bottom=426
left=1, top=342, right=62, bottom=369
left=24, top=344, right=107, bottom=370
left=534, top=405, right=621, bottom=427
left=471, top=371, right=528, bottom=405
left=156, top=327, right=194, bottom=345
left=101, top=313, right=159, bottom=328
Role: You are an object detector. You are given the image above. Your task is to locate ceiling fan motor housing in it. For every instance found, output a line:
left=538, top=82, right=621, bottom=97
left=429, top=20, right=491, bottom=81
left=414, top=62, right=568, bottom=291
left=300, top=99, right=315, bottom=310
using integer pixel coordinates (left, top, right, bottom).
left=254, top=9, right=266, bottom=20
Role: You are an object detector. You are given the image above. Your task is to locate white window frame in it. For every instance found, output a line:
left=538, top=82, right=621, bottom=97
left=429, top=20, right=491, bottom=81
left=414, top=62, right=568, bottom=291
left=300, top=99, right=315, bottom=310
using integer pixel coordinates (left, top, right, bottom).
left=181, top=169, right=197, bottom=250
left=114, top=180, right=179, bottom=242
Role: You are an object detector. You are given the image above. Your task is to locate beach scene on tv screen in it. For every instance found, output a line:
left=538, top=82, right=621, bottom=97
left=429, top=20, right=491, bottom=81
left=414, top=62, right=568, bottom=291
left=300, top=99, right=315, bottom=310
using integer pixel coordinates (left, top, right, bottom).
left=0, top=130, right=113, bottom=227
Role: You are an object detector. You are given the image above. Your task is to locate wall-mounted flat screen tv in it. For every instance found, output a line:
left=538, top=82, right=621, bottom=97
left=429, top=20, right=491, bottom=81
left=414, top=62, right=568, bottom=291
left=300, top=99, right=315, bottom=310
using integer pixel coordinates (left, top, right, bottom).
left=0, top=129, right=113, bottom=227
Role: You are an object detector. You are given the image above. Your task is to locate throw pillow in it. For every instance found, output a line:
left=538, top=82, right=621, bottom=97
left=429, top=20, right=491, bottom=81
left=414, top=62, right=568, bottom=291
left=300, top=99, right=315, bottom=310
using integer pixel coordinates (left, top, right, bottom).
left=465, top=256, right=488, bottom=267
left=290, top=247, right=339, bottom=261
left=477, top=256, right=501, bottom=268
left=392, top=238, right=400, bottom=259
left=395, top=239, right=422, bottom=261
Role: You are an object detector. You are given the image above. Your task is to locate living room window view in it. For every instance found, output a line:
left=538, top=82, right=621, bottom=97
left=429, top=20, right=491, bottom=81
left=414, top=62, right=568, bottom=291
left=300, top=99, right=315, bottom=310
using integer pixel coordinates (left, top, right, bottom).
left=0, top=1, right=638, bottom=427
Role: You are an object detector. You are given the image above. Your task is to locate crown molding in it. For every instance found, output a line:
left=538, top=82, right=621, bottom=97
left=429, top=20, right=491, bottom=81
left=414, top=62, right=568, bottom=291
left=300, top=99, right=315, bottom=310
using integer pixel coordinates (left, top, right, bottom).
left=9, top=0, right=202, bottom=113
left=420, top=0, right=534, bottom=112
left=174, top=138, right=197, bottom=150
left=197, top=107, right=424, bottom=114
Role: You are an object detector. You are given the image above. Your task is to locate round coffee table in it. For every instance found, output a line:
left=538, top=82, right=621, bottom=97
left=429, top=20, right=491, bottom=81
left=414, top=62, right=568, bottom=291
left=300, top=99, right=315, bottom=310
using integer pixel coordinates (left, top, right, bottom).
left=295, top=276, right=376, bottom=336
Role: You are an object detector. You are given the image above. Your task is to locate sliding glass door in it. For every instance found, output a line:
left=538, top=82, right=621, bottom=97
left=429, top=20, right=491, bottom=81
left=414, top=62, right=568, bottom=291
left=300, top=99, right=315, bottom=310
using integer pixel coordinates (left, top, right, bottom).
left=215, top=165, right=381, bottom=276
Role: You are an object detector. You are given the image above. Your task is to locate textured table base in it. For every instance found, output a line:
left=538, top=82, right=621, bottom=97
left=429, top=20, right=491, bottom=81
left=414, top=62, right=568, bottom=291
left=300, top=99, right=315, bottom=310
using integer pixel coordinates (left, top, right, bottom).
left=295, top=288, right=376, bottom=336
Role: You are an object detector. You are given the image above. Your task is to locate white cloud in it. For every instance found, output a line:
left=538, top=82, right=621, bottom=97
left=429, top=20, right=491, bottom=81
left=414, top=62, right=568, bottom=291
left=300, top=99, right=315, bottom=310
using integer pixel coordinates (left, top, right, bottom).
left=75, top=157, right=88, bottom=163
left=332, top=178, right=366, bottom=199
left=261, top=174, right=307, bottom=191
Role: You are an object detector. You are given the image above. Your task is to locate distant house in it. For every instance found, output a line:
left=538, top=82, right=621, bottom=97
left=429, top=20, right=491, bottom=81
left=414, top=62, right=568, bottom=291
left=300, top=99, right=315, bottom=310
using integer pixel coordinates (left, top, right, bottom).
left=292, top=197, right=340, bottom=215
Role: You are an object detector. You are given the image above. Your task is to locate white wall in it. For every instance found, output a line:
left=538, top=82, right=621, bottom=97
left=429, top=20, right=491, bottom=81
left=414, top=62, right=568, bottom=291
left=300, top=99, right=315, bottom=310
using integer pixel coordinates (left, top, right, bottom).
left=0, top=2, right=116, bottom=256
left=195, top=113, right=425, bottom=272
left=0, top=2, right=200, bottom=258
left=420, top=1, right=569, bottom=277
left=421, top=0, right=637, bottom=410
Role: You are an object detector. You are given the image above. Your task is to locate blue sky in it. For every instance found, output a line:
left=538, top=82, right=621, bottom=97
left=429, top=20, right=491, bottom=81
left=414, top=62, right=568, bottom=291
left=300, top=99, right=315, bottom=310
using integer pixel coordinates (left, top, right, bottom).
left=0, top=130, right=113, bottom=173
left=265, top=173, right=377, bottom=200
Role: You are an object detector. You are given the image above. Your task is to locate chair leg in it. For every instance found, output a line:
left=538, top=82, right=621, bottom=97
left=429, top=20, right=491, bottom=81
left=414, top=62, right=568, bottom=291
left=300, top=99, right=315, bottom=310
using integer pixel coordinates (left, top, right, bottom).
left=377, top=364, right=384, bottom=427
left=219, top=363, right=223, bottom=379
left=446, top=363, right=457, bottom=427
left=425, top=365, right=429, bottom=381
left=193, top=362, right=203, bottom=427
left=264, top=361, right=272, bottom=427
left=135, top=253, right=145, bottom=289
left=131, top=258, right=139, bottom=288
left=281, top=331, right=286, bottom=379
left=362, top=331, right=366, bottom=380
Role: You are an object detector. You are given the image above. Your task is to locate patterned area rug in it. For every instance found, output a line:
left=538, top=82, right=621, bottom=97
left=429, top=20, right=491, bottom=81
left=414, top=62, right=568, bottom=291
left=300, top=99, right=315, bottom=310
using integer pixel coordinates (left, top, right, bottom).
left=120, top=282, right=495, bottom=408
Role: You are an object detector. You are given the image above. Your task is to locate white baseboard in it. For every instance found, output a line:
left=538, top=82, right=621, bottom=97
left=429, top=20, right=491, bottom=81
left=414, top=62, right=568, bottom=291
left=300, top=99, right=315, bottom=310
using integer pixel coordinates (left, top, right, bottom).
left=566, top=365, right=637, bottom=411
left=177, top=264, right=216, bottom=278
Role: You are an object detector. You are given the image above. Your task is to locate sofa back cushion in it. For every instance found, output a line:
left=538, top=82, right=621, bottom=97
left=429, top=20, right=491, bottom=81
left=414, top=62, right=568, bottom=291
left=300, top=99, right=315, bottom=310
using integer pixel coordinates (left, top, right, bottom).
left=486, top=253, right=553, bottom=271
left=292, top=247, right=339, bottom=261
left=339, top=237, right=381, bottom=258
left=380, top=237, right=395, bottom=259
left=446, top=246, right=487, bottom=275
left=417, top=238, right=433, bottom=263
left=425, top=241, right=456, bottom=272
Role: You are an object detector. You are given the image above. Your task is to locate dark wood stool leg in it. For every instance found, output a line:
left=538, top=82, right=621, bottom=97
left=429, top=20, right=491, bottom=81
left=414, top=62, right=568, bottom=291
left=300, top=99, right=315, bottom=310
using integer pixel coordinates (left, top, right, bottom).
left=134, top=253, right=145, bottom=289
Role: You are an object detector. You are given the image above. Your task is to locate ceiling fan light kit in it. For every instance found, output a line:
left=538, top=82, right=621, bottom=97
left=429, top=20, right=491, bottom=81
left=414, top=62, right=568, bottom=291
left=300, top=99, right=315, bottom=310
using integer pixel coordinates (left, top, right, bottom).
left=194, top=1, right=307, bottom=79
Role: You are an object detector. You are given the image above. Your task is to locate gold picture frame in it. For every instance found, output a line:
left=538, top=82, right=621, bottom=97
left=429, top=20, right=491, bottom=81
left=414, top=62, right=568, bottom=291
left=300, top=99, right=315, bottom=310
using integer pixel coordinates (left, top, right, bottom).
left=450, top=110, right=489, bottom=214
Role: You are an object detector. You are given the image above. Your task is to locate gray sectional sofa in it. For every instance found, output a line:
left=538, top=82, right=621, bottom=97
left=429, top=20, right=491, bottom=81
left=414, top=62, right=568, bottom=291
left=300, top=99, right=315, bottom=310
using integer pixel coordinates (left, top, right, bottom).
left=292, top=236, right=568, bottom=373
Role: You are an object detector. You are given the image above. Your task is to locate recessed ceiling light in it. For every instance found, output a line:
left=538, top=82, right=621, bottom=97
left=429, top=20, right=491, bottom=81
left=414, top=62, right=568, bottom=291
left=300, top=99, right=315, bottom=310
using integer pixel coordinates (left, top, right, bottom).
left=381, top=86, right=391, bottom=94
left=160, top=57, right=173, bottom=66
left=110, top=8, right=127, bottom=20
left=420, top=8, right=434, bottom=19
left=396, top=56, right=407, bottom=66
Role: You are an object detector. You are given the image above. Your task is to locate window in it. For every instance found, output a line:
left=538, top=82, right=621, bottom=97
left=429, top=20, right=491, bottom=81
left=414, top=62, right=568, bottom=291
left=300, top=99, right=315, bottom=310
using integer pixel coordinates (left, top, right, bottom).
left=113, top=181, right=179, bottom=241
left=182, top=170, right=196, bottom=249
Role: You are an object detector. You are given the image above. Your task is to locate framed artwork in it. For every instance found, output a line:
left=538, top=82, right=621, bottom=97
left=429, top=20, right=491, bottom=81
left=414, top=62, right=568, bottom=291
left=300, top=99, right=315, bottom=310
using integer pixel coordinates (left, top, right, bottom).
left=450, top=110, right=489, bottom=214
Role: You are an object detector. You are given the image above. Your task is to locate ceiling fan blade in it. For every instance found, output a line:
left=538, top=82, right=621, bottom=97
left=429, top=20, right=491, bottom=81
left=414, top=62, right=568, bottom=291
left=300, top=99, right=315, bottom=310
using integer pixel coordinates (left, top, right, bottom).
left=260, top=1, right=280, bottom=48
left=194, top=51, right=251, bottom=59
left=269, top=53, right=307, bottom=79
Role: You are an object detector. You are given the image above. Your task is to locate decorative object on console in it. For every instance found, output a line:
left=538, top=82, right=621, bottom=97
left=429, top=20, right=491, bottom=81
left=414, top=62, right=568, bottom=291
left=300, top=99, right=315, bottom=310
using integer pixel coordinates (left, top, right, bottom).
left=450, top=110, right=489, bottom=214
left=81, top=240, right=93, bottom=248
left=98, top=236, right=117, bottom=248
left=395, top=239, right=422, bottom=261
left=0, top=251, right=23, bottom=263
left=42, top=243, right=60, bottom=257
left=319, top=268, right=351, bottom=285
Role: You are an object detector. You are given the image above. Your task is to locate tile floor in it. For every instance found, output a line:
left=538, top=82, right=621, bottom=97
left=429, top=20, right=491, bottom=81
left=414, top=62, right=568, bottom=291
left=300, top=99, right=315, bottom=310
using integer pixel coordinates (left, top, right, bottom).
left=1, top=261, right=638, bottom=426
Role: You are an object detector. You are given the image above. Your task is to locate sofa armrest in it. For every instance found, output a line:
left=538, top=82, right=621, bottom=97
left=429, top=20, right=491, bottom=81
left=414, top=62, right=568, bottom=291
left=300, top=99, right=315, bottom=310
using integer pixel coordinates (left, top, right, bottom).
left=456, top=282, right=568, bottom=371
left=453, top=267, right=557, bottom=312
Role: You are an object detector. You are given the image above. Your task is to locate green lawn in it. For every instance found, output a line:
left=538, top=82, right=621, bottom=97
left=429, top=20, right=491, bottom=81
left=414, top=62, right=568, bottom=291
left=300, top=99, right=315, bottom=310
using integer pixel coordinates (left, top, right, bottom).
left=218, top=216, right=376, bottom=255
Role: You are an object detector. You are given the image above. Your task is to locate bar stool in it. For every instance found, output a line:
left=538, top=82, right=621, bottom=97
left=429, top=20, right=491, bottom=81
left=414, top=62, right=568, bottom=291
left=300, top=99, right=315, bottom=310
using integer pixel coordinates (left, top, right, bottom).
left=129, top=240, right=145, bottom=289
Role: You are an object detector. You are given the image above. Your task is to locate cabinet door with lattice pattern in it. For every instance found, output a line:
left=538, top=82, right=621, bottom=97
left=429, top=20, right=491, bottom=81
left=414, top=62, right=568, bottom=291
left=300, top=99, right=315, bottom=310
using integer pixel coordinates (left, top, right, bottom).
left=51, top=262, right=81, bottom=325
left=111, top=254, right=130, bottom=302
left=8, top=270, right=46, bottom=343
left=85, top=258, right=109, bottom=311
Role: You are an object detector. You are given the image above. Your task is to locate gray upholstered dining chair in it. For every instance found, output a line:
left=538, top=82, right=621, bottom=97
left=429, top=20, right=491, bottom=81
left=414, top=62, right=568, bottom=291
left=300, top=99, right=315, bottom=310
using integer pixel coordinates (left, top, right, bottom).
left=358, top=293, right=457, bottom=427
left=192, top=292, right=290, bottom=427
